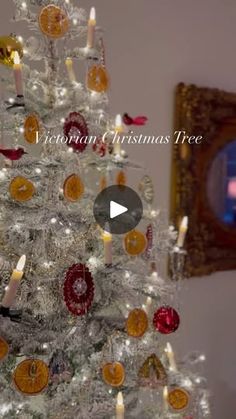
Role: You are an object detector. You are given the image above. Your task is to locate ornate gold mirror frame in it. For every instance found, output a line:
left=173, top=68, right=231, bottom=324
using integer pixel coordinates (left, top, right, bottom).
left=171, top=83, right=236, bottom=277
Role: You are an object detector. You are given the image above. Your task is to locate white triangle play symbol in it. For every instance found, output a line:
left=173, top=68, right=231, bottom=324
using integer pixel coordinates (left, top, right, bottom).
left=110, top=200, right=128, bottom=219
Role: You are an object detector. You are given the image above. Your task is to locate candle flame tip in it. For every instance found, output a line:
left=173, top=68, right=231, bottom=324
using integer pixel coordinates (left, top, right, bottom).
left=117, top=391, right=123, bottom=405
left=16, top=254, right=26, bottom=271
left=90, top=7, right=96, bottom=21
left=13, top=51, right=21, bottom=65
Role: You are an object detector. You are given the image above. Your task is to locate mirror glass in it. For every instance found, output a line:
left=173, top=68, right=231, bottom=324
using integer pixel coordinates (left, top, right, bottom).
left=207, top=140, right=236, bottom=225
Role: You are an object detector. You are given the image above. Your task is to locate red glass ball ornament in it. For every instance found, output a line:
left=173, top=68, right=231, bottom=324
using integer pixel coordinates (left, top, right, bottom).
left=63, top=112, right=88, bottom=153
left=153, top=306, right=180, bottom=334
left=64, top=264, right=94, bottom=316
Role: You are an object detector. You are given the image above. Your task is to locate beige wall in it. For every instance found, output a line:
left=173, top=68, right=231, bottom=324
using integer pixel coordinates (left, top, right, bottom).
left=2, top=0, right=236, bottom=417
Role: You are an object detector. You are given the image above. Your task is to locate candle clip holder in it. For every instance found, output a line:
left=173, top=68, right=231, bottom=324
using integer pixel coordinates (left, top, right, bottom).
left=0, top=305, right=22, bottom=322
left=6, top=95, right=25, bottom=112
left=169, top=247, right=187, bottom=282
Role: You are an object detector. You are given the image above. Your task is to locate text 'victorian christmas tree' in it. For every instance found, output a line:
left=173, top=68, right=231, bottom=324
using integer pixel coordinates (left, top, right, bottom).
left=0, top=1, right=210, bottom=418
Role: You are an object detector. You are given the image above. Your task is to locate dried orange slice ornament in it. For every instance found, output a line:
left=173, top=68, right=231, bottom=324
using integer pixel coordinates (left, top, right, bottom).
left=168, top=388, right=190, bottom=410
left=102, top=362, right=125, bottom=387
left=24, top=114, right=40, bottom=144
left=124, top=229, right=147, bottom=256
left=10, top=176, right=35, bottom=202
left=100, top=175, right=107, bottom=191
left=126, top=308, right=148, bottom=338
left=87, top=65, right=109, bottom=93
left=116, top=170, right=126, bottom=186
left=39, top=5, right=69, bottom=39
left=13, top=359, right=49, bottom=395
left=0, top=337, right=9, bottom=361
left=63, top=174, right=84, bottom=202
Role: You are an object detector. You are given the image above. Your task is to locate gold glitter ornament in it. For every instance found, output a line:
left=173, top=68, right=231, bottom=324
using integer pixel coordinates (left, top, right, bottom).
left=168, top=388, right=190, bottom=410
left=138, top=353, right=167, bottom=386
left=0, top=35, right=23, bottom=67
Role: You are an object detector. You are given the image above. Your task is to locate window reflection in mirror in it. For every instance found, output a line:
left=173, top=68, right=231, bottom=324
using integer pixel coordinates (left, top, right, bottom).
left=207, top=140, right=236, bottom=225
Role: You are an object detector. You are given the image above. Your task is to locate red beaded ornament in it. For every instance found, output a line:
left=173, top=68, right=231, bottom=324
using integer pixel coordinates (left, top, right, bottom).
left=153, top=306, right=180, bottom=334
left=92, top=137, right=107, bottom=157
left=63, top=112, right=88, bottom=153
left=63, top=264, right=94, bottom=316
left=145, top=224, right=153, bottom=259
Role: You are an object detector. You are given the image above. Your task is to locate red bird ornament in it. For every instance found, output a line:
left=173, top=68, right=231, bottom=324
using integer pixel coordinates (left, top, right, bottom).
left=123, top=113, right=148, bottom=126
left=0, top=147, right=27, bottom=161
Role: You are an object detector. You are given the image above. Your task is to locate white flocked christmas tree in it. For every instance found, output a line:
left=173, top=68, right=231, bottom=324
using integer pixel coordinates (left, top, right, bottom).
left=0, top=1, right=211, bottom=418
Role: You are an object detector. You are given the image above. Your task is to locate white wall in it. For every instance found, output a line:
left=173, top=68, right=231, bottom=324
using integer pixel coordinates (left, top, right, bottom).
left=2, top=0, right=236, bottom=417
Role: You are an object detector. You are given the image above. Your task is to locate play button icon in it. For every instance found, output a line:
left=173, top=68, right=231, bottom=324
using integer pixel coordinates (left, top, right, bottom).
left=93, top=185, right=143, bottom=234
left=110, top=201, right=128, bottom=219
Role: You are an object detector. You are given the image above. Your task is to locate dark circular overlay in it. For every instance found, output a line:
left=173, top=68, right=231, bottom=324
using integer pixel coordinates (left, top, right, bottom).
left=93, top=185, right=143, bottom=235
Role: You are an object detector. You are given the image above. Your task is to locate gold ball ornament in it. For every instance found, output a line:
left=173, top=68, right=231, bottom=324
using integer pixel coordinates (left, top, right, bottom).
left=87, top=65, right=109, bottom=93
left=39, top=5, right=69, bottom=39
left=0, top=337, right=9, bottom=361
left=126, top=308, right=148, bottom=338
left=13, top=359, right=49, bottom=395
left=124, top=229, right=147, bottom=256
left=63, top=174, right=84, bottom=202
left=0, top=36, right=23, bottom=67
left=9, top=176, right=35, bottom=202
left=168, top=388, right=190, bottom=411
left=102, top=362, right=125, bottom=387
left=24, top=114, right=41, bottom=144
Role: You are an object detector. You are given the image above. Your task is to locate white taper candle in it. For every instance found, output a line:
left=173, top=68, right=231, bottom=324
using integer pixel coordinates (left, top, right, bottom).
left=1, top=255, right=26, bottom=308
left=13, top=51, right=24, bottom=96
left=116, top=391, right=124, bottom=419
left=65, top=58, right=76, bottom=83
left=165, top=342, right=177, bottom=372
left=177, top=216, right=188, bottom=248
left=87, top=7, right=96, bottom=49
left=102, top=230, right=112, bottom=266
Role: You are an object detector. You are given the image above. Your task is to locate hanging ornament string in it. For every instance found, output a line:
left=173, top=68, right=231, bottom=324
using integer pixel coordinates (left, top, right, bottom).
left=99, top=37, right=106, bottom=68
